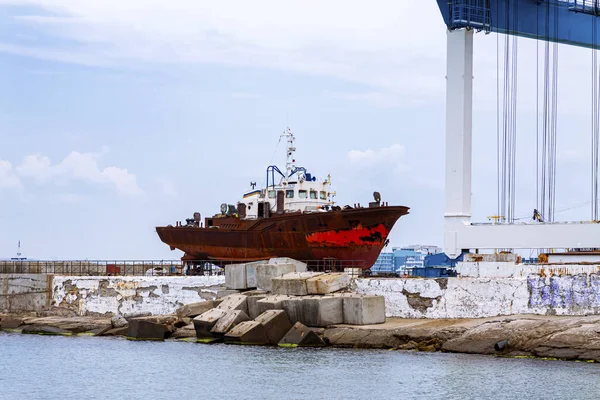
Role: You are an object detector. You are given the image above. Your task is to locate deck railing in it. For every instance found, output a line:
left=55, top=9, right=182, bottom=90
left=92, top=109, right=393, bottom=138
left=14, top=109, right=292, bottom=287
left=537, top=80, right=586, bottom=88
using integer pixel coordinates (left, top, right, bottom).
left=0, top=259, right=369, bottom=277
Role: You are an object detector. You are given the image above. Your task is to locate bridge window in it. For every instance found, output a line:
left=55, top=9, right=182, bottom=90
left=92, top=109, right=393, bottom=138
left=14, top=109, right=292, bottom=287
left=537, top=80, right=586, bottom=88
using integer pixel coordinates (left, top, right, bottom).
left=286, top=190, right=294, bottom=198
left=310, top=190, right=317, bottom=199
left=320, top=191, right=327, bottom=200
left=268, top=190, right=276, bottom=199
left=299, top=190, right=307, bottom=199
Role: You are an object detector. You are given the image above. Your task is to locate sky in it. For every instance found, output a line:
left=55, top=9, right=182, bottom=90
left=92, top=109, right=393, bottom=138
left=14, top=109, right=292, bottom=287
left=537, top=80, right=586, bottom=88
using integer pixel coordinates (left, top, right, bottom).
left=0, top=0, right=598, bottom=260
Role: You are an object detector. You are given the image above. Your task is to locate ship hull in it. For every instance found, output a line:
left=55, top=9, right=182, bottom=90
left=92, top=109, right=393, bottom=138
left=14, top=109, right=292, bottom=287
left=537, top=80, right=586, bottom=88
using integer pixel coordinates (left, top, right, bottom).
left=155, top=206, right=409, bottom=270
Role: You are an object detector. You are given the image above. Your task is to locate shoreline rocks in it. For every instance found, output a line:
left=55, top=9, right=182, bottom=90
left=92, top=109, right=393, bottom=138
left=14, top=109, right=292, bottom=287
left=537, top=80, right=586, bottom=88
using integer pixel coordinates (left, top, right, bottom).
left=2, top=312, right=600, bottom=362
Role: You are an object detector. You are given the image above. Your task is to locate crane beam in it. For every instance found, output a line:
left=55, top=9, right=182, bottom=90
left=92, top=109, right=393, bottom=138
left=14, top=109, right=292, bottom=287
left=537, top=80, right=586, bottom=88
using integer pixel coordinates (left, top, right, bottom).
left=436, top=1, right=600, bottom=50
left=438, top=1, right=600, bottom=258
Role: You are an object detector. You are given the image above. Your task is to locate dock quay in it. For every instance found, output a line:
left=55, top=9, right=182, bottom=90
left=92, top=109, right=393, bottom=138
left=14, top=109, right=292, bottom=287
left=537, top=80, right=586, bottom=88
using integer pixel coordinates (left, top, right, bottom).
left=2, top=256, right=600, bottom=362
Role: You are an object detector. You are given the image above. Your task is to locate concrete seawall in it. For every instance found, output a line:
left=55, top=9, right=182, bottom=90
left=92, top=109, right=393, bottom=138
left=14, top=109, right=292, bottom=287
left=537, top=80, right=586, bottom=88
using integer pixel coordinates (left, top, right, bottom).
left=52, top=276, right=225, bottom=316
left=6, top=271, right=600, bottom=319
left=0, top=274, right=52, bottom=312
left=355, top=274, right=600, bottom=319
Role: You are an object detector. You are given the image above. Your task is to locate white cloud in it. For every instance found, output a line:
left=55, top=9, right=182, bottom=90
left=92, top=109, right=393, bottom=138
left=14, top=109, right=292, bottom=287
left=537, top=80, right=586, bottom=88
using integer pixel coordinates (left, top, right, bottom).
left=348, top=143, right=405, bottom=165
left=0, top=160, right=21, bottom=189
left=16, top=149, right=142, bottom=196
left=0, top=0, right=448, bottom=103
left=156, top=176, right=177, bottom=197
left=348, top=143, right=408, bottom=175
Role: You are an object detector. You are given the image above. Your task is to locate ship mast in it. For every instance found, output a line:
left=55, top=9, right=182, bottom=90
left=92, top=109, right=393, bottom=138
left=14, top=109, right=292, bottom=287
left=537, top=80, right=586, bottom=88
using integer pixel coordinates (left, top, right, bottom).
left=281, top=127, right=296, bottom=182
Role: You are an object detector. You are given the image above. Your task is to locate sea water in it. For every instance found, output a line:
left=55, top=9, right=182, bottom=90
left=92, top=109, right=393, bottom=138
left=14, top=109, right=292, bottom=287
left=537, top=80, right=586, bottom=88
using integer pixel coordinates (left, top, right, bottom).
left=1, top=332, right=598, bottom=400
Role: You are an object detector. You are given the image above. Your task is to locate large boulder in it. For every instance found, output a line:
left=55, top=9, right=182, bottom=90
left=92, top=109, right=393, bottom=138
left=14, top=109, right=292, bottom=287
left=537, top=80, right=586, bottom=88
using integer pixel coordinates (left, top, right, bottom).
left=0, top=317, right=24, bottom=330
left=21, top=325, right=72, bottom=336
left=111, top=315, right=128, bottom=329
left=123, top=312, right=152, bottom=321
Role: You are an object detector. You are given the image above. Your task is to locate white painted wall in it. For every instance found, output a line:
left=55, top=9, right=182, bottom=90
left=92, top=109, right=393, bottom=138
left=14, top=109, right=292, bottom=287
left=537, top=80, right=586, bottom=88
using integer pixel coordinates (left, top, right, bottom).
left=53, top=275, right=225, bottom=316
left=355, top=274, right=600, bottom=319
left=457, top=261, right=600, bottom=278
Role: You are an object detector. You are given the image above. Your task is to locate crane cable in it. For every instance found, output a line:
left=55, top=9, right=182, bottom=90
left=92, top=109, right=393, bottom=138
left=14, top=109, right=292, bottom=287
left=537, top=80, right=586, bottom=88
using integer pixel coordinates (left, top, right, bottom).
left=592, top=13, right=599, bottom=221
left=499, top=0, right=518, bottom=224
left=540, top=1, right=558, bottom=224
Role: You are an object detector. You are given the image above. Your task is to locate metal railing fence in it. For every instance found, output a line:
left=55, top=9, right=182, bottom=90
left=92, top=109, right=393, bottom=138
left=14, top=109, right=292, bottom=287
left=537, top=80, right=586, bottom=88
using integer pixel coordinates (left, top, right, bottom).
left=0, top=259, right=369, bottom=277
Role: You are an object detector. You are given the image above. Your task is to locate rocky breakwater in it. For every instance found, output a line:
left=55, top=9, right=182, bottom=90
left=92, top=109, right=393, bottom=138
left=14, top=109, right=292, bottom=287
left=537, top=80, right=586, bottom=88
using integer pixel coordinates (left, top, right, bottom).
left=190, top=264, right=386, bottom=347
left=4, top=257, right=600, bottom=363
left=325, top=314, right=600, bottom=362
left=0, top=259, right=385, bottom=343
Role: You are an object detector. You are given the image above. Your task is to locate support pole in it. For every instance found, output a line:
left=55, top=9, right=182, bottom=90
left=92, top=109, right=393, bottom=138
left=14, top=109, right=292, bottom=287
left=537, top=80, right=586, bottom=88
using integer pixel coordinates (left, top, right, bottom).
left=444, top=28, right=474, bottom=259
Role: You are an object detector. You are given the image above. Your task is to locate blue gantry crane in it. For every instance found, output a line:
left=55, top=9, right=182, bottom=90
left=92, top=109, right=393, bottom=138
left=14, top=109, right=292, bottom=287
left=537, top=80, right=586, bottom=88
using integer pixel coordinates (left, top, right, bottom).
left=434, top=1, right=600, bottom=258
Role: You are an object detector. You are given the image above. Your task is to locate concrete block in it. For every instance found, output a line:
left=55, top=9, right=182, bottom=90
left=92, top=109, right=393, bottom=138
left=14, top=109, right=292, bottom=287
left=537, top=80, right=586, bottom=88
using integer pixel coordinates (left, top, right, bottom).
left=281, top=297, right=306, bottom=325
left=216, top=294, right=249, bottom=315
left=127, top=319, right=169, bottom=341
left=176, top=300, right=222, bottom=318
left=306, top=273, right=351, bottom=294
left=278, top=322, right=326, bottom=347
left=256, top=264, right=298, bottom=292
left=241, top=290, right=269, bottom=296
left=303, top=296, right=343, bottom=327
left=224, top=321, right=269, bottom=345
left=225, top=263, right=248, bottom=290
left=269, top=257, right=308, bottom=272
left=193, top=308, right=227, bottom=338
left=343, top=295, right=386, bottom=325
left=247, top=295, right=268, bottom=319
left=211, top=310, right=250, bottom=337
left=245, top=261, right=266, bottom=288
left=256, top=295, right=290, bottom=315
left=217, top=289, right=242, bottom=299
left=255, top=309, right=293, bottom=345
left=272, top=272, right=324, bottom=296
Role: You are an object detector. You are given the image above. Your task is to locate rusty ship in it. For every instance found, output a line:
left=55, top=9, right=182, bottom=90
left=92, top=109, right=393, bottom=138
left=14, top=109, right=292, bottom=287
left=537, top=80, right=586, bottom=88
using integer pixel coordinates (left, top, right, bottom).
left=155, top=128, right=409, bottom=270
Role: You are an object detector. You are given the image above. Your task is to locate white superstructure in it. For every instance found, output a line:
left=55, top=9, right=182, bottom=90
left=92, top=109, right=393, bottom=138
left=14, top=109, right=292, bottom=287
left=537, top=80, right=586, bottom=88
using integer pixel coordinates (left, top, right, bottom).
left=237, top=128, right=336, bottom=219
